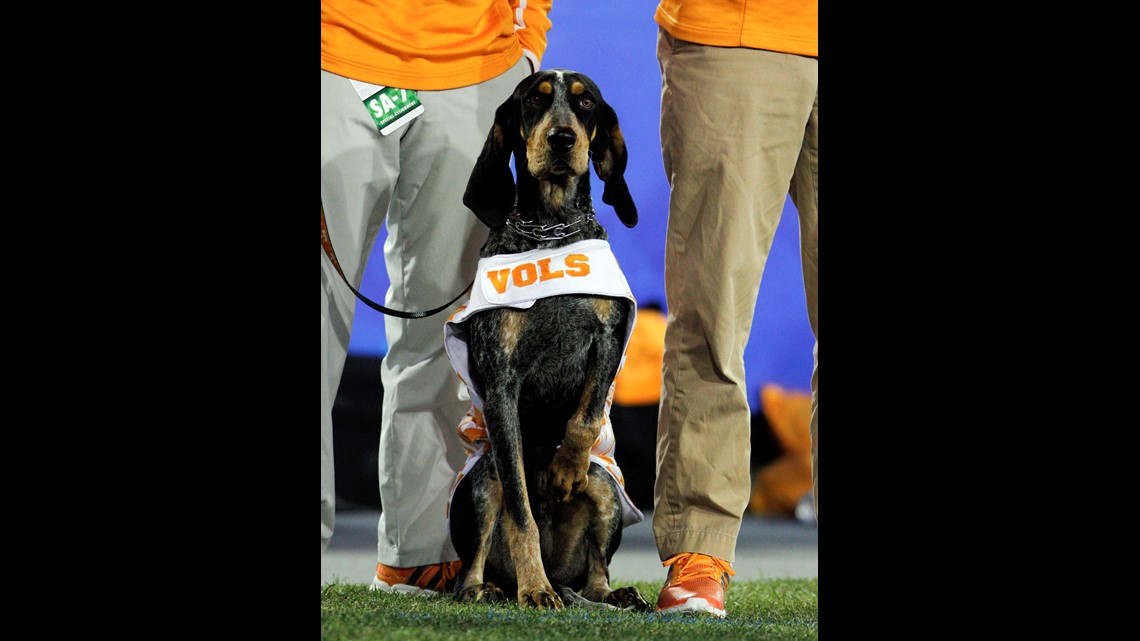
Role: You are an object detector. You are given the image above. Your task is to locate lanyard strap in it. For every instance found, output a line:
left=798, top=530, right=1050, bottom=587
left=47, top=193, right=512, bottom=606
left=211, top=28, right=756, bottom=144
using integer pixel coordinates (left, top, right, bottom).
left=321, top=204, right=472, bottom=319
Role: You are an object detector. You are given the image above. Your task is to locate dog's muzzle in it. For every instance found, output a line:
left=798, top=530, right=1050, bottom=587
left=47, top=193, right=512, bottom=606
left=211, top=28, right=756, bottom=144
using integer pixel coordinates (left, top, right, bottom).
left=547, top=127, right=576, bottom=155
left=544, top=127, right=583, bottom=176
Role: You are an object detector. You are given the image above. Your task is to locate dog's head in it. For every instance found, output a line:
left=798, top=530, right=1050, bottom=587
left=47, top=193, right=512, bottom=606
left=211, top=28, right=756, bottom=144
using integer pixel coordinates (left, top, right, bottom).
left=464, top=69, right=637, bottom=230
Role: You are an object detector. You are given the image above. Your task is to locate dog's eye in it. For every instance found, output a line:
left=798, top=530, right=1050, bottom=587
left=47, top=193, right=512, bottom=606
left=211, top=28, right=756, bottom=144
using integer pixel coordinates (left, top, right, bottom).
left=526, top=94, right=542, bottom=107
left=579, top=97, right=595, bottom=110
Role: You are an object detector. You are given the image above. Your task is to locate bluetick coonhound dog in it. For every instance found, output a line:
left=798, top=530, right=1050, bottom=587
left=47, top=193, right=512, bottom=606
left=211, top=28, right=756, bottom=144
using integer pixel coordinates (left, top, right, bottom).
left=446, top=69, right=648, bottom=611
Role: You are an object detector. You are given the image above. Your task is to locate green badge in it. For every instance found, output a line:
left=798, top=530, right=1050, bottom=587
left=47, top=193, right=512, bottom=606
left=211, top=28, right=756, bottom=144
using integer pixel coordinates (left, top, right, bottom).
left=350, top=80, right=425, bottom=136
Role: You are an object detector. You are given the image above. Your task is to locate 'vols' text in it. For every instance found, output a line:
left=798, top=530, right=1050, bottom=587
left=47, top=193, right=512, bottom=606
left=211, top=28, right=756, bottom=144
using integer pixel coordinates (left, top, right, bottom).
left=486, top=255, right=590, bottom=294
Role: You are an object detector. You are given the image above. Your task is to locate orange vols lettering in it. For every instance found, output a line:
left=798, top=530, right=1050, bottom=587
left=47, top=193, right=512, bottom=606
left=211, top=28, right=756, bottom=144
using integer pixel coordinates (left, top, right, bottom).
left=513, top=263, right=538, bottom=286
left=487, top=269, right=511, bottom=294
left=538, top=258, right=565, bottom=281
left=488, top=254, right=591, bottom=293
left=565, top=254, right=591, bottom=276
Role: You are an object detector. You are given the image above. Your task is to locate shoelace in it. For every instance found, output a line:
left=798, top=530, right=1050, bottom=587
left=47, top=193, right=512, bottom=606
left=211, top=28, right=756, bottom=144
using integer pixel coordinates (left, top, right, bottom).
left=663, top=553, right=736, bottom=586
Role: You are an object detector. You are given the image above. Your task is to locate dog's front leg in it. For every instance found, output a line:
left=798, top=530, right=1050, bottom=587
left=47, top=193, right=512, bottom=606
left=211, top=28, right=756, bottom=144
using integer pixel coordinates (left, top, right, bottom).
left=549, top=378, right=605, bottom=503
left=485, top=391, right=564, bottom=610
left=551, top=305, right=626, bottom=503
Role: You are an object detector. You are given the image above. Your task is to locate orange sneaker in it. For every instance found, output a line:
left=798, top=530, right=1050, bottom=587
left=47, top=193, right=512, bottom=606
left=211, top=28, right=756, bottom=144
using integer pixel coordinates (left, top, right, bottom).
left=655, top=553, right=735, bottom=617
left=368, top=560, right=461, bottom=597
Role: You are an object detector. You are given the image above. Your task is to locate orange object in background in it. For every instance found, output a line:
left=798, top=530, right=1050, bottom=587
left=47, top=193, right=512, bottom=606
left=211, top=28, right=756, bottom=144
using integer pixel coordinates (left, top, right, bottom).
left=613, top=306, right=667, bottom=407
left=748, top=383, right=814, bottom=517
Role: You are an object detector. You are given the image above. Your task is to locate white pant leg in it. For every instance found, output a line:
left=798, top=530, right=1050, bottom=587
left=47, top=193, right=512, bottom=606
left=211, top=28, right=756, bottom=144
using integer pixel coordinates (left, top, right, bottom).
left=321, top=67, right=398, bottom=552
left=374, top=58, right=532, bottom=567
left=321, top=251, right=344, bottom=552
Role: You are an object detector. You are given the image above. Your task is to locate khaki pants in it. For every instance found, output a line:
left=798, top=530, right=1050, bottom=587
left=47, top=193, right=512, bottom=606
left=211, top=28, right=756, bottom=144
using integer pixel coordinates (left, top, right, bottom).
left=653, top=28, right=818, bottom=563
left=321, top=58, right=532, bottom=563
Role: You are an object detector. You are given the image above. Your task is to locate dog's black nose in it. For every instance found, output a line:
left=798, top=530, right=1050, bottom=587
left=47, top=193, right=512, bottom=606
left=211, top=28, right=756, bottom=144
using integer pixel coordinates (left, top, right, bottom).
left=547, top=128, right=576, bottom=154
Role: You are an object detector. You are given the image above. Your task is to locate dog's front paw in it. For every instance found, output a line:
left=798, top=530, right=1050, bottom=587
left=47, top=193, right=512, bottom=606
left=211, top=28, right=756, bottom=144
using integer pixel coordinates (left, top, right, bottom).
left=518, top=583, right=564, bottom=610
left=456, top=582, right=507, bottom=605
left=604, top=586, right=651, bottom=612
left=549, top=448, right=589, bottom=502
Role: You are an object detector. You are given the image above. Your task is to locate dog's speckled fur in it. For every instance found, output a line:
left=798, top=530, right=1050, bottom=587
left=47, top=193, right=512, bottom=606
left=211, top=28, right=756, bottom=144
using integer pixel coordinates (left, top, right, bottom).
left=448, top=70, right=648, bottom=611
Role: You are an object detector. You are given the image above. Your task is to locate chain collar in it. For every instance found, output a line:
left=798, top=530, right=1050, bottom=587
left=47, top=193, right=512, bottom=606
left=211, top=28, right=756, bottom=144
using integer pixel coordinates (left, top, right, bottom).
left=505, top=203, right=595, bottom=242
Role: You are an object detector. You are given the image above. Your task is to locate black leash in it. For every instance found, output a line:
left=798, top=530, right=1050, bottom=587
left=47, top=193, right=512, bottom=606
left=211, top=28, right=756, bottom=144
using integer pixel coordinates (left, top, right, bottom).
left=321, top=205, right=472, bottom=319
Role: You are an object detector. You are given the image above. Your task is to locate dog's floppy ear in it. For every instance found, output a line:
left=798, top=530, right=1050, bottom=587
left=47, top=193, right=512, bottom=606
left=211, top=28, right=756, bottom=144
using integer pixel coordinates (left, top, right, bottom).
left=590, top=100, right=637, bottom=228
left=464, top=97, right=517, bottom=229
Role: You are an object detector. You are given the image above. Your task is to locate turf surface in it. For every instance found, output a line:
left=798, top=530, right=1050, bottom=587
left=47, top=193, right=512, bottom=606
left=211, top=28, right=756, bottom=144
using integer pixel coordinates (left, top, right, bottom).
left=321, top=579, right=818, bottom=640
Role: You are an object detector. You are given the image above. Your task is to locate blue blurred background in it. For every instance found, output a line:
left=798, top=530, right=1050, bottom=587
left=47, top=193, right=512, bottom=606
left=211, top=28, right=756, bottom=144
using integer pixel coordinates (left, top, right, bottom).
left=346, top=0, right=814, bottom=412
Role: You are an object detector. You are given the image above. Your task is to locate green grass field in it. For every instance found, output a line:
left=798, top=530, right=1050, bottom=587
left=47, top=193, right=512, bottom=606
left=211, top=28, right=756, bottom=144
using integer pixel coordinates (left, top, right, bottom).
left=321, top=578, right=818, bottom=640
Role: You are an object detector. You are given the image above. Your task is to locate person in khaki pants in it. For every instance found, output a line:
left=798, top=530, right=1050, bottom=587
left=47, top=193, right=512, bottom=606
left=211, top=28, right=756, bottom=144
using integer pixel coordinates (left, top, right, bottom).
left=650, top=0, right=818, bottom=618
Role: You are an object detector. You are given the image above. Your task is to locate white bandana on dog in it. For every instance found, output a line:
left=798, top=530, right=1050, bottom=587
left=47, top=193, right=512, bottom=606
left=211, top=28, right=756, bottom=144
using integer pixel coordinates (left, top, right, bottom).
left=444, top=239, right=643, bottom=527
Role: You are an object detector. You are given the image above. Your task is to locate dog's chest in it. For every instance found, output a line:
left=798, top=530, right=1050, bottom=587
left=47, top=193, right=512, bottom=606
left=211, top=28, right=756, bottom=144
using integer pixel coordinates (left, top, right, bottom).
left=469, top=296, right=615, bottom=380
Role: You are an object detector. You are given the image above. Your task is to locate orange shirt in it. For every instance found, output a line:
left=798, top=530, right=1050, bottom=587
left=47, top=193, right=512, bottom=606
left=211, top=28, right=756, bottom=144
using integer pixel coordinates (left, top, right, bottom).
left=655, top=0, right=817, bottom=57
left=322, top=0, right=553, bottom=91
